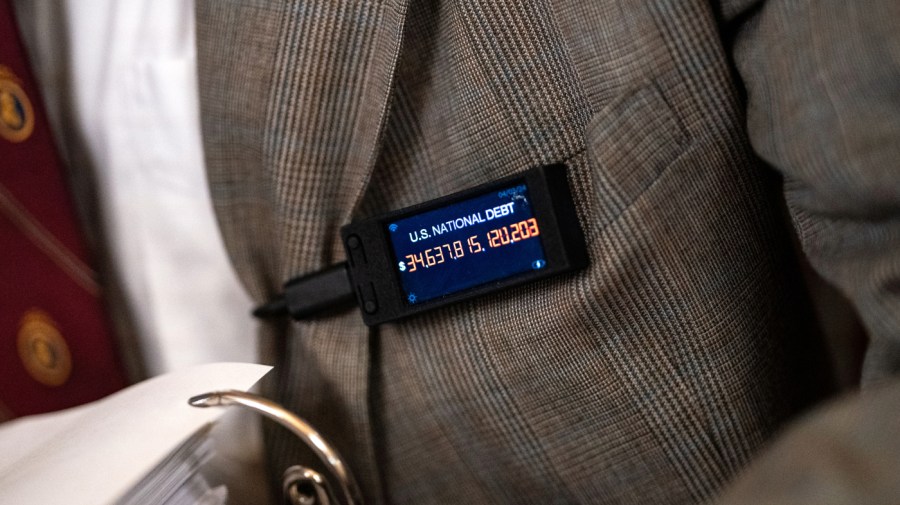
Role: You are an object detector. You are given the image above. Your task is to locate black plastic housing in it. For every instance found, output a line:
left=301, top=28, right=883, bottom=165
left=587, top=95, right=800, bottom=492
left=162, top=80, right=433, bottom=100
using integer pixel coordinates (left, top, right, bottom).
left=341, top=164, right=588, bottom=326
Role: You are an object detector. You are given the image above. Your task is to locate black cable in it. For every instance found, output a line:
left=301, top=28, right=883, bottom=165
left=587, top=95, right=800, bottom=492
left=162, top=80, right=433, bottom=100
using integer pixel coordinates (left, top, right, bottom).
left=252, top=262, right=356, bottom=320
left=251, top=297, right=288, bottom=319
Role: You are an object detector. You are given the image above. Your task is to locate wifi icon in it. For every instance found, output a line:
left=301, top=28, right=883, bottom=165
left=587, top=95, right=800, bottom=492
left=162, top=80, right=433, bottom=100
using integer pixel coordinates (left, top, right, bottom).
left=388, top=223, right=399, bottom=232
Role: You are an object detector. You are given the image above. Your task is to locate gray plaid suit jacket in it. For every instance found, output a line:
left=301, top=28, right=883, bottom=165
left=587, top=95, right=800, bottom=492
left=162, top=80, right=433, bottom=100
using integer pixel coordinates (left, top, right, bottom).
left=195, top=0, right=900, bottom=503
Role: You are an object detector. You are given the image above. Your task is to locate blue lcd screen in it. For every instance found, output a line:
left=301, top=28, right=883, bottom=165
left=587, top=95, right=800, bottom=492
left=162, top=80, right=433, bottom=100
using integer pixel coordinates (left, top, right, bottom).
left=387, top=183, right=547, bottom=305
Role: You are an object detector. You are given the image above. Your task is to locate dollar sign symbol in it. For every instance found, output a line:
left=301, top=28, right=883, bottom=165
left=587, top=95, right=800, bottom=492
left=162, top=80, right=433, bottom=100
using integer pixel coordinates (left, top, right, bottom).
left=398, top=261, right=407, bottom=272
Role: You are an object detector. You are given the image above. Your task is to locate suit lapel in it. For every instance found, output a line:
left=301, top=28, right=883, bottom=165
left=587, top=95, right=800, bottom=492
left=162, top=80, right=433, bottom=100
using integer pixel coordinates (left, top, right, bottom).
left=198, top=2, right=410, bottom=502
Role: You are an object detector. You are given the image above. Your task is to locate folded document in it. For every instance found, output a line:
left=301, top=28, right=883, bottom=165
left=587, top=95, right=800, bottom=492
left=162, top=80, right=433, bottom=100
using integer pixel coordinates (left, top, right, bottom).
left=0, top=362, right=271, bottom=505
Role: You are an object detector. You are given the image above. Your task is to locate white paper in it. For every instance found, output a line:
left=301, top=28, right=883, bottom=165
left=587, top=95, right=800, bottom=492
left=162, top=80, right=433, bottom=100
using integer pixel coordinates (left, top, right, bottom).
left=0, top=362, right=271, bottom=505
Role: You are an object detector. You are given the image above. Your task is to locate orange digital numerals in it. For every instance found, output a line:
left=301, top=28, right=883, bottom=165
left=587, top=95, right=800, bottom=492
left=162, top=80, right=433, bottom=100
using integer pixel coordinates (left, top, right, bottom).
left=487, top=218, right=539, bottom=248
left=405, top=239, right=469, bottom=273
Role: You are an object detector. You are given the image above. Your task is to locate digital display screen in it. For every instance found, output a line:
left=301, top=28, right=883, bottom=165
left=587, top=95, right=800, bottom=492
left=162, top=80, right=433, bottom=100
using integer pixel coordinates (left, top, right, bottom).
left=387, top=183, right=547, bottom=304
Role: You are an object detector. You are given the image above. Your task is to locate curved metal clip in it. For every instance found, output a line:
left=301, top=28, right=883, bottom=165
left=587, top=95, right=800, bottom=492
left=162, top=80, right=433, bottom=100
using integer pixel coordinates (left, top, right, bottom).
left=189, top=390, right=363, bottom=505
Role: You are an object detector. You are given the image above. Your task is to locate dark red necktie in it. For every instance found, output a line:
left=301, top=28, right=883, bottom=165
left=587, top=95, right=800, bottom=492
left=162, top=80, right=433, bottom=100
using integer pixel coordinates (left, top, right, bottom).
left=0, top=0, right=128, bottom=419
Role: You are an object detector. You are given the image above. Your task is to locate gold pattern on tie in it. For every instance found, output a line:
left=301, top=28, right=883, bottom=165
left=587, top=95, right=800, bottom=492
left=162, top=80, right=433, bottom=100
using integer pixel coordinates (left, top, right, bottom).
left=17, top=309, right=73, bottom=387
left=0, top=65, right=34, bottom=143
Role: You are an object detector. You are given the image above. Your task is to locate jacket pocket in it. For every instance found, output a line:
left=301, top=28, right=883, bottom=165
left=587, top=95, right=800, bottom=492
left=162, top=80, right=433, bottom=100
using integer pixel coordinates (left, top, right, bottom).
left=586, top=82, right=690, bottom=224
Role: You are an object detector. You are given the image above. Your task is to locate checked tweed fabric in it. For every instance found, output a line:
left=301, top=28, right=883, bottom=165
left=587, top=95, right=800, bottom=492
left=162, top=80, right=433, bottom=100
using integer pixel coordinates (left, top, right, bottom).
left=196, top=0, right=900, bottom=503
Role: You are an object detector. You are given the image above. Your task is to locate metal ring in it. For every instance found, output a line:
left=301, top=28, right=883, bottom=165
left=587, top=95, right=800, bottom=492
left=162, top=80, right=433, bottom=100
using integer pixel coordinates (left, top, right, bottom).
left=283, top=465, right=334, bottom=505
left=189, top=390, right=362, bottom=505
